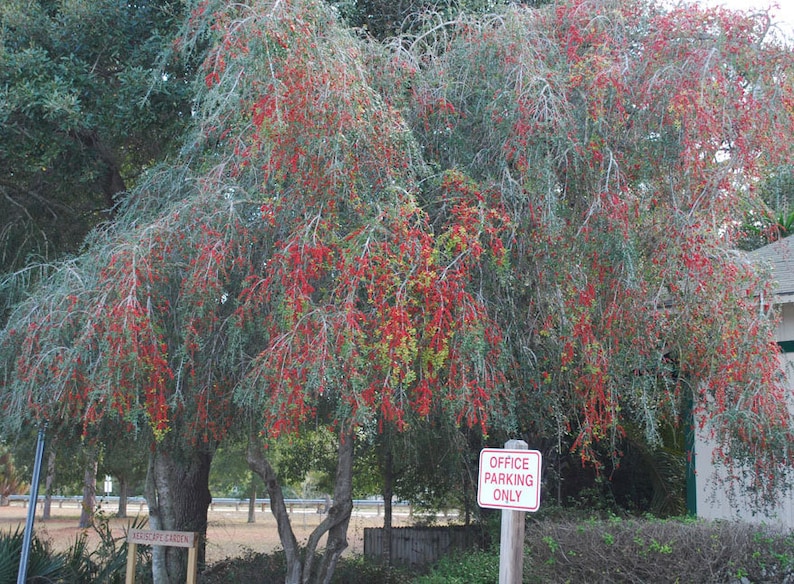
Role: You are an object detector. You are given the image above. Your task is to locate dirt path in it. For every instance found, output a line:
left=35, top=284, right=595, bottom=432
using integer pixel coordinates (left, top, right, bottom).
left=0, top=501, right=422, bottom=564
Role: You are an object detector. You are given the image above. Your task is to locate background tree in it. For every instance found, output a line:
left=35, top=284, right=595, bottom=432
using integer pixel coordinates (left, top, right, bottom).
left=737, top=168, right=794, bottom=249
left=100, top=436, right=149, bottom=518
left=0, top=444, right=24, bottom=506
left=0, top=0, right=194, bottom=315
left=207, top=437, right=265, bottom=522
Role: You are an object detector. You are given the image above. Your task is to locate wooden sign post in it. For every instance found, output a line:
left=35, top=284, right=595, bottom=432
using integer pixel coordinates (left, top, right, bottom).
left=125, top=529, right=199, bottom=584
left=477, top=440, right=542, bottom=584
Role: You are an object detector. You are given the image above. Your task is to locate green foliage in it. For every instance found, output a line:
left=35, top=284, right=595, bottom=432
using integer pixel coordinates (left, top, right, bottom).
left=54, top=512, right=153, bottom=583
left=209, top=439, right=262, bottom=499
left=98, top=435, right=148, bottom=507
left=375, top=420, right=482, bottom=518
left=0, top=0, right=194, bottom=312
left=329, top=0, right=521, bottom=39
left=0, top=513, right=152, bottom=584
left=737, top=167, right=794, bottom=250
left=265, top=428, right=340, bottom=496
left=525, top=517, right=794, bottom=583
left=201, top=549, right=288, bottom=583
left=0, top=527, right=68, bottom=583
left=329, top=554, right=413, bottom=583
left=201, top=550, right=413, bottom=584
left=0, top=444, right=24, bottom=504
left=413, top=548, right=499, bottom=584
left=197, top=517, right=794, bottom=583
left=88, top=512, right=152, bottom=584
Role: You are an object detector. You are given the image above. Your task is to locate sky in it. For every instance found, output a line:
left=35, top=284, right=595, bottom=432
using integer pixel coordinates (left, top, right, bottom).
left=696, top=0, right=794, bottom=40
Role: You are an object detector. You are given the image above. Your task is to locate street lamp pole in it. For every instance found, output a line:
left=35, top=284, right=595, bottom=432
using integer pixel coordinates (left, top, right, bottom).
left=17, top=424, right=46, bottom=584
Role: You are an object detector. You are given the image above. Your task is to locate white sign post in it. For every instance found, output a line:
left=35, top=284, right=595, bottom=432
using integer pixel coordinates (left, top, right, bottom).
left=478, top=440, right=541, bottom=584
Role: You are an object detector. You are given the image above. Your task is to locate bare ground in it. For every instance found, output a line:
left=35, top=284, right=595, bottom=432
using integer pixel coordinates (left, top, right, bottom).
left=0, top=501, right=423, bottom=565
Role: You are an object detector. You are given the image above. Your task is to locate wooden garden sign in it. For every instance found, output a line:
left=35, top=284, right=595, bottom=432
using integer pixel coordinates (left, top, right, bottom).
left=125, top=529, right=198, bottom=584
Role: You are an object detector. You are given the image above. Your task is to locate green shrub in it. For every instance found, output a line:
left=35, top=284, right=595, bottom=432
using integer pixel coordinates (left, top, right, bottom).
left=524, top=516, right=794, bottom=583
left=88, top=512, right=152, bottom=584
left=413, top=549, right=499, bottom=584
left=198, top=516, right=794, bottom=583
left=330, top=555, right=412, bottom=584
left=201, top=550, right=412, bottom=584
left=0, top=526, right=70, bottom=583
left=61, top=512, right=152, bottom=584
left=200, top=549, right=288, bottom=583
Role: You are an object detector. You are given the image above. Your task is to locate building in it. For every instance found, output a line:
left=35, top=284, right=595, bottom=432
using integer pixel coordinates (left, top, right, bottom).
left=694, top=236, right=794, bottom=525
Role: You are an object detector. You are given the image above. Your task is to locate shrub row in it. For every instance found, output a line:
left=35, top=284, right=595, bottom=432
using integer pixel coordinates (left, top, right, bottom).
left=7, top=515, right=794, bottom=583
left=524, top=516, right=794, bottom=583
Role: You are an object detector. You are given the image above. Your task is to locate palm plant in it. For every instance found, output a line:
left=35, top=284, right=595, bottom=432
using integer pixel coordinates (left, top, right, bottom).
left=0, top=527, right=69, bottom=583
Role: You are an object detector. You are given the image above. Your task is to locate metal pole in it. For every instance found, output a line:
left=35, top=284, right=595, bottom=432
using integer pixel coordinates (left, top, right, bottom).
left=17, top=425, right=46, bottom=584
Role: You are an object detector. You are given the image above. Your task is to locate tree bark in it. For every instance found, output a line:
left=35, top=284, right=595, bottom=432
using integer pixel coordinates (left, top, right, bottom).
left=247, top=437, right=302, bottom=584
left=117, top=475, right=128, bottom=518
left=79, top=450, right=98, bottom=528
left=382, top=447, right=394, bottom=567
left=247, top=483, right=256, bottom=524
left=305, top=429, right=354, bottom=584
left=145, top=437, right=214, bottom=584
left=42, top=447, right=56, bottom=520
left=247, top=428, right=356, bottom=584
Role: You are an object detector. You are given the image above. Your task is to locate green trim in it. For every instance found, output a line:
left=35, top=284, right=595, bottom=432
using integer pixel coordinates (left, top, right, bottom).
left=684, top=392, right=697, bottom=517
left=778, top=340, right=794, bottom=353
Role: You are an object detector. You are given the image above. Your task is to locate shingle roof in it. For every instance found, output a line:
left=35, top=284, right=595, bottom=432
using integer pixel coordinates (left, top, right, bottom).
left=748, top=236, right=794, bottom=303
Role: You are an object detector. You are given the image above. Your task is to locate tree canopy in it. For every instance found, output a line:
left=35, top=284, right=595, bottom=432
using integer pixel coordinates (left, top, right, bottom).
left=2, top=0, right=794, bottom=582
left=0, top=0, right=193, bottom=306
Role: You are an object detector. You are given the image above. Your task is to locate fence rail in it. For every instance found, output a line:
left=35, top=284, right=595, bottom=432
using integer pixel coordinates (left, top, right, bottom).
left=6, top=495, right=441, bottom=518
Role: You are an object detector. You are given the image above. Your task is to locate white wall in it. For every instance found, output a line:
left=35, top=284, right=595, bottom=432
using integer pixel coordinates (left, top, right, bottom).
left=694, top=303, right=794, bottom=526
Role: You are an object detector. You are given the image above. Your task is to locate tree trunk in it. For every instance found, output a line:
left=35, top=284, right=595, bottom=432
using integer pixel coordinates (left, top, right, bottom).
left=145, top=437, right=214, bottom=584
left=247, top=437, right=302, bottom=584
left=247, top=483, right=256, bottom=524
left=79, top=450, right=97, bottom=528
left=304, top=429, right=354, bottom=584
left=71, top=128, right=126, bottom=211
left=117, top=475, right=128, bottom=518
left=461, top=457, right=472, bottom=526
left=247, top=428, right=356, bottom=584
left=42, top=447, right=56, bottom=520
left=382, top=448, right=394, bottom=566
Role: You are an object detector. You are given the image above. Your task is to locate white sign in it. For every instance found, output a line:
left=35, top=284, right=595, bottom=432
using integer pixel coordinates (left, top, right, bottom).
left=478, top=448, right=541, bottom=512
left=128, top=529, right=197, bottom=549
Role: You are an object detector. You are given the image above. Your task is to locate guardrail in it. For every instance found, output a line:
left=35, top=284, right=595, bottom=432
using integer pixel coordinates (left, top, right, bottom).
left=6, top=495, right=454, bottom=518
left=8, top=494, right=149, bottom=512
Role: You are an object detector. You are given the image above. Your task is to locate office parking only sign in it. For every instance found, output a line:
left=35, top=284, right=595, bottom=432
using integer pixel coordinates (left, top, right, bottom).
left=477, top=448, right=542, bottom=512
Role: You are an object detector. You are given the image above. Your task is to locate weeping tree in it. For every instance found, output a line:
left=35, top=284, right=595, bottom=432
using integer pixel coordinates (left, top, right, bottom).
left=2, top=0, right=794, bottom=583
left=196, top=4, right=508, bottom=581
left=389, top=0, right=794, bottom=495
left=1, top=0, right=506, bottom=582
